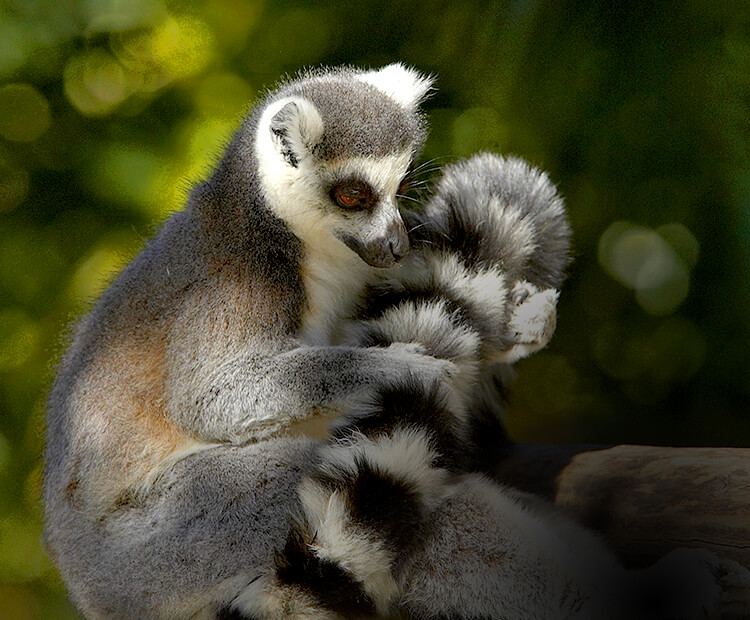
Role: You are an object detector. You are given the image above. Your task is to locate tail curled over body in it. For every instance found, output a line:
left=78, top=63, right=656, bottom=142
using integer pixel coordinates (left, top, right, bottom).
left=337, top=153, right=572, bottom=463
left=345, top=153, right=572, bottom=370
left=221, top=156, right=575, bottom=619
left=222, top=375, right=469, bottom=619
left=409, top=152, right=571, bottom=289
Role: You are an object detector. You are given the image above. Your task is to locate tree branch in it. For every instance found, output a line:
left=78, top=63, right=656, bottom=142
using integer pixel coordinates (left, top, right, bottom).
left=492, top=444, right=750, bottom=568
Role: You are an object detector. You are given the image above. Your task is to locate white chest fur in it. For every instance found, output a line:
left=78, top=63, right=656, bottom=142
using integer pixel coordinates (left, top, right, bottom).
left=298, top=228, right=372, bottom=345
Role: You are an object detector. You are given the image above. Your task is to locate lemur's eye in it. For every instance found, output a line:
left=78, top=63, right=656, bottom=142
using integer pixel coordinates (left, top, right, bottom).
left=337, top=192, right=362, bottom=207
left=330, top=180, right=373, bottom=210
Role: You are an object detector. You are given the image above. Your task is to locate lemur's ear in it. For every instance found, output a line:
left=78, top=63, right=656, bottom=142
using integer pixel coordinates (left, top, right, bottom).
left=269, top=97, right=324, bottom=168
left=359, top=63, right=435, bottom=108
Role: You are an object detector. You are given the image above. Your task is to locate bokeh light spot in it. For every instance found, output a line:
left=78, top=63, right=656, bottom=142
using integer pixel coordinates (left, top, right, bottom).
left=64, top=50, right=130, bottom=116
left=598, top=221, right=692, bottom=315
left=0, top=309, right=41, bottom=371
left=0, top=19, right=29, bottom=77
left=0, top=84, right=51, bottom=142
left=150, top=16, right=215, bottom=79
left=635, top=266, right=689, bottom=316
left=658, top=223, right=700, bottom=268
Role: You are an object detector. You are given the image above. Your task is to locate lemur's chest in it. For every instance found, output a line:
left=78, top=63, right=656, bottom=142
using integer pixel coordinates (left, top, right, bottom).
left=298, top=233, right=372, bottom=346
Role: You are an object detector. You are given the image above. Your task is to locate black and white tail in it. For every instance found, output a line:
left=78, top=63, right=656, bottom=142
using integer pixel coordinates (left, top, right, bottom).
left=219, top=154, right=573, bottom=619
left=221, top=375, right=470, bottom=619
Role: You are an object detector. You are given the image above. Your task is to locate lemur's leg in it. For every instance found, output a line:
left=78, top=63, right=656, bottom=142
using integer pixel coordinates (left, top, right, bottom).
left=398, top=476, right=750, bottom=620
left=48, top=438, right=317, bottom=620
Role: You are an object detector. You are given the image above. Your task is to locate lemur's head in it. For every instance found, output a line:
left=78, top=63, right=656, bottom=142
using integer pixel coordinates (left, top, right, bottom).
left=254, top=64, right=433, bottom=268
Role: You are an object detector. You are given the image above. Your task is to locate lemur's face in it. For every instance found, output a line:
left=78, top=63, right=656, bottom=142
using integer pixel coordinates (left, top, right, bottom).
left=254, top=64, right=432, bottom=268
left=322, top=154, right=411, bottom=268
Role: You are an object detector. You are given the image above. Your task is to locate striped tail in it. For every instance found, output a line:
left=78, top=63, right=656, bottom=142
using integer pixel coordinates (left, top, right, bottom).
left=221, top=375, right=470, bottom=619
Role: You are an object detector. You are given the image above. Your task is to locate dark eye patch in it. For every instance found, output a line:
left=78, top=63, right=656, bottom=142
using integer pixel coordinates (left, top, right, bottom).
left=329, top=179, right=376, bottom=211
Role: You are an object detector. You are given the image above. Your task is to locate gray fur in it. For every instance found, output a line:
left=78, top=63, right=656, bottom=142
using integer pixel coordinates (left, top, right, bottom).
left=288, top=72, right=428, bottom=159
left=229, top=151, right=750, bottom=619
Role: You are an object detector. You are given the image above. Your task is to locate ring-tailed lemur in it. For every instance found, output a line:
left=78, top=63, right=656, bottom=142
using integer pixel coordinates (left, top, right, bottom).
left=44, top=62, right=453, bottom=616
left=230, top=153, right=750, bottom=619
left=43, top=63, right=750, bottom=619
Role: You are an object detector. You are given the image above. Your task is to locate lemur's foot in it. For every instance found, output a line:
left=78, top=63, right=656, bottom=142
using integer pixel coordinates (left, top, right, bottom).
left=492, top=282, right=559, bottom=364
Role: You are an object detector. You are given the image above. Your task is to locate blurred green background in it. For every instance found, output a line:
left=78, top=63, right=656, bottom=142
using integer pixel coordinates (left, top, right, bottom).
left=0, top=0, right=748, bottom=616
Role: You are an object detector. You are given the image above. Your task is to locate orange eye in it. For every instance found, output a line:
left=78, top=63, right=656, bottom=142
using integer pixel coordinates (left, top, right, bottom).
left=337, top=193, right=361, bottom=207
left=330, top=180, right=373, bottom=210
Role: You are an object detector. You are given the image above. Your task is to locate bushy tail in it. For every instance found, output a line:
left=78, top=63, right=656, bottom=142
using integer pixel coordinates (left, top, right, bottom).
left=405, top=152, right=571, bottom=289
left=221, top=376, right=469, bottom=619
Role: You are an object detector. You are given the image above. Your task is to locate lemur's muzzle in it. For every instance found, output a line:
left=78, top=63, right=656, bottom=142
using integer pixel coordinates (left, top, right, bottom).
left=338, top=218, right=410, bottom=268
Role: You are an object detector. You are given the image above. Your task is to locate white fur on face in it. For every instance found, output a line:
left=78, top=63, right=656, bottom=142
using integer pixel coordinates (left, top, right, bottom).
left=323, top=152, right=412, bottom=202
left=255, top=101, right=412, bottom=245
left=256, top=106, right=414, bottom=343
left=358, top=63, right=434, bottom=108
left=255, top=96, right=330, bottom=241
left=323, top=153, right=413, bottom=266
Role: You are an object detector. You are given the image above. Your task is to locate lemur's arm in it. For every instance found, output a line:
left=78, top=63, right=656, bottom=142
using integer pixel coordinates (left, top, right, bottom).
left=163, top=277, right=453, bottom=443
left=165, top=342, right=453, bottom=443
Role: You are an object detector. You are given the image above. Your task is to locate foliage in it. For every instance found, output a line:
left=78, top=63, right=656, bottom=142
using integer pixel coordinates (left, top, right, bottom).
left=0, top=0, right=748, bottom=616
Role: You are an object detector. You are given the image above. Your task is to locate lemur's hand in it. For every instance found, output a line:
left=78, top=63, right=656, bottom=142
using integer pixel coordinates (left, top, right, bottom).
left=383, top=342, right=458, bottom=384
left=510, top=282, right=558, bottom=345
left=491, top=282, right=559, bottom=364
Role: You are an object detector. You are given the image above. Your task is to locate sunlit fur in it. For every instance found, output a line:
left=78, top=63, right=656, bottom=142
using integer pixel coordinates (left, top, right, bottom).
left=42, top=63, right=451, bottom=618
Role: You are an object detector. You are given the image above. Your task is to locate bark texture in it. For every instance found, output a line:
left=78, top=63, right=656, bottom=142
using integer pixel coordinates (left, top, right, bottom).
left=493, top=444, right=750, bottom=568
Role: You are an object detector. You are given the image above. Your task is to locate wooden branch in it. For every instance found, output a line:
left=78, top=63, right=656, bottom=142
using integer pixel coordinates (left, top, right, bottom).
left=492, top=444, right=750, bottom=568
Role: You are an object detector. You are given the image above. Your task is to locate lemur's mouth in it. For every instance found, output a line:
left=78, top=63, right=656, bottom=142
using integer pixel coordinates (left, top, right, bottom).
left=336, top=232, right=409, bottom=268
